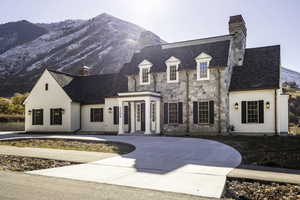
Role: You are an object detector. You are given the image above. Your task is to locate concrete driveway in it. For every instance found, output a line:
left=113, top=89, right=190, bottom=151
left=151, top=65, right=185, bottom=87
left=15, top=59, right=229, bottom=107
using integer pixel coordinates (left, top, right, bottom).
left=1, top=134, right=241, bottom=198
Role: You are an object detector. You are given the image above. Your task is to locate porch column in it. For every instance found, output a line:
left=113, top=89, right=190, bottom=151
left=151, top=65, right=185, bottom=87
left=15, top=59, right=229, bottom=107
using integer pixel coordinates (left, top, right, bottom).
left=130, top=102, right=136, bottom=133
left=118, top=100, right=124, bottom=135
left=145, top=97, right=151, bottom=135
left=155, top=100, right=161, bottom=134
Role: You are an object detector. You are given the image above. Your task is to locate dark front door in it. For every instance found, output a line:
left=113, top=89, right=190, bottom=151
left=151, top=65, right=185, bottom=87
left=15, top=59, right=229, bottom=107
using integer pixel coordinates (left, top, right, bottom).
left=141, top=103, right=145, bottom=131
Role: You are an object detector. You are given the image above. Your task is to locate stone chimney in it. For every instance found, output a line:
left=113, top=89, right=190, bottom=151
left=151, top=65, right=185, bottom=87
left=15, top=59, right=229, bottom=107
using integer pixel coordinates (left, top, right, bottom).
left=79, top=66, right=90, bottom=76
left=229, top=15, right=247, bottom=66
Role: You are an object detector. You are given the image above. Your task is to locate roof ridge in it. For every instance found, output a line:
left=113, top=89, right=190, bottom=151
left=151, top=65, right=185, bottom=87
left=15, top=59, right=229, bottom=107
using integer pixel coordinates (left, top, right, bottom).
left=246, top=45, right=280, bottom=50
left=47, top=69, right=78, bottom=77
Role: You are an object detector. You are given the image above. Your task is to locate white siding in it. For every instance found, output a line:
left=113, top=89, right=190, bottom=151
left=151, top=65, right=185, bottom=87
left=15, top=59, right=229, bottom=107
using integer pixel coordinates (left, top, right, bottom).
left=277, top=92, right=289, bottom=134
left=229, top=90, right=276, bottom=134
left=81, top=104, right=106, bottom=132
left=71, top=102, right=80, bottom=131
left=24, top=70, right=73, bottom=132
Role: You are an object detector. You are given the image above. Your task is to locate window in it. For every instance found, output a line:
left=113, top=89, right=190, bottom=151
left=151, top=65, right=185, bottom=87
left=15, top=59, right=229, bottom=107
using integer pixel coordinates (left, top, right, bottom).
left=113, top=106, right=119, bottom=125
left=195, top=52, right=212, bottom=80
left=51, top=108, right=62, bottom=125
left=166, top=56, right=180, bottom=83
left=90, top=108, right=103, bottom=122
left=169, top=103, right=178, bottom=123
left=32, top=109, right=43, bottom=125
left=169, top=65, right=177, bottom=81
left=241, top=101, right=264, bottom=124
left=139, top=60, right=152, bottom=85
left=152, top=103, right=155, bottom=122
left=124, top=106, right=129, bottom=125
left=137, top=104, right=141, bottom=122
left=45, top=83, right=48, bottom=91
left=164, top=102, right=183, bottom=124
left=142, top=68, right=149, bottom=84
left=193, top=101, right=214, bottom=124
left=198, top=102, right=209, bottom=124
left=199, top=62, right=208, bottom=79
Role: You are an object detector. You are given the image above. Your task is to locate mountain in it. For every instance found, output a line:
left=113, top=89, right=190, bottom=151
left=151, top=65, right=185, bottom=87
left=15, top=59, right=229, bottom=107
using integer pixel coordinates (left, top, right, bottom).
left=281, top=67, right=300, bottom=87
left=0, top=13, right=163, bottom=97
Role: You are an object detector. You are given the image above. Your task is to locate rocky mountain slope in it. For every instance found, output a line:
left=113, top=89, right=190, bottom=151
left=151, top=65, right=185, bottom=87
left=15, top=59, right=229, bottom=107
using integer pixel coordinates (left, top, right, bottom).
left=281, top=67, right=300, bottom=87
left=0, top=13, right=163, bottom=97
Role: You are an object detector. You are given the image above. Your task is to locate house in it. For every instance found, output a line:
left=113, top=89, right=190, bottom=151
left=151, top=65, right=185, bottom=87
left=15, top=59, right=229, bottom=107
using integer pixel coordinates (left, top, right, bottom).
left=24, top=15, right=289, bottom=135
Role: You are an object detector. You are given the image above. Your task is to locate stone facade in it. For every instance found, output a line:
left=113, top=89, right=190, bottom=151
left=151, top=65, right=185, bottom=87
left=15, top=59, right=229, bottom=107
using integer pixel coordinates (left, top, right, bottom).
left=128, top=66, right=229, bottom=135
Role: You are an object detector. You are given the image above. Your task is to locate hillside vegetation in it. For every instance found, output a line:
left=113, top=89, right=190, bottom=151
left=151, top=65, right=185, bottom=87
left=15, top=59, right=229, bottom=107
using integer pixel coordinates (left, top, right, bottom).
left=0, top=93, right=28, bottom=122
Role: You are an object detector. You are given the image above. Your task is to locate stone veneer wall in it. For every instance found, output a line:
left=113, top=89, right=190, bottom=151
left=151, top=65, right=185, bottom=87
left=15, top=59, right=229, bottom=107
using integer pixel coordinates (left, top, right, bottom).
left=128, top=67, right=229, bottom=135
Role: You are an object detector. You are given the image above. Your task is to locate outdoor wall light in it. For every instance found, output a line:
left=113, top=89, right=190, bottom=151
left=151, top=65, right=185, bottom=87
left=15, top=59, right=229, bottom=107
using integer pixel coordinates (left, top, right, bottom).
left=60, top=108, right=65, bottom=114
left=234, top=102, right=239, bottom=110
left=266, top=102, right=270, bottom=109
left=28, top=110, right=32, bottom=115
left=108, top=107, right=112, bottom=113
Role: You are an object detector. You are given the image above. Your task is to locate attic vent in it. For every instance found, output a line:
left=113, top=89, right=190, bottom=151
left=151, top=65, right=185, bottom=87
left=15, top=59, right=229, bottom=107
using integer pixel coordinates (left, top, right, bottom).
left=45, top=83, right=48, bottom=91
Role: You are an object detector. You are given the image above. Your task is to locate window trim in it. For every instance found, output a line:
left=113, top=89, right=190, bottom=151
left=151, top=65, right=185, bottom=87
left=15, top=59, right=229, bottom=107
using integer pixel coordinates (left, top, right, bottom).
left=138, top=60, right=152, bottom=85
left=198, top=101, right=210, bottom=124
left=165, top=56, right=180, bottom=83
left=90, top=108, right=103, bottom=123
left=32, top=109, right=43, bottom=125
left=168, top=103, right=178, bottom=124
left=50, top=108, right=63, bottom=125
left=246, top=101, right=259, bottom=124
left=195, top=52, right=212, bottom=81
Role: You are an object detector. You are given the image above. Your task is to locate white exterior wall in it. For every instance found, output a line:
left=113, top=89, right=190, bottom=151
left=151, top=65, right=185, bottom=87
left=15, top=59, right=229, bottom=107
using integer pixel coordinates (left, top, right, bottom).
left=24, top=70, right=73, bottom=132
left=71, top=102, right=80, bottom=132
left=80, top=98, right=128, bottom=132
left=277, top=91, right=289, bottom=134
left=229, top=89, right=276, bottom=134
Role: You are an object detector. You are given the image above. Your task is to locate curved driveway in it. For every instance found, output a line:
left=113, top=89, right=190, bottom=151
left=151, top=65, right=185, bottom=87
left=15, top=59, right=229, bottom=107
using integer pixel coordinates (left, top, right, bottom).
left=1, top=134, right=241, bottom=198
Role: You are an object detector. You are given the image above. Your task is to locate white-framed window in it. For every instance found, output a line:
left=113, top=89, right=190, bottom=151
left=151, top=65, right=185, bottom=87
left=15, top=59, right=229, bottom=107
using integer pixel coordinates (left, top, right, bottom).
left=138, top=60, right=152, bottom=85
left=198, top=101, right=209, bottom=124
left=247, top=101, right=259, bottom=123
left=195, top=52, right=212, bottom=80
left=166, top=56, right=180, bottom=83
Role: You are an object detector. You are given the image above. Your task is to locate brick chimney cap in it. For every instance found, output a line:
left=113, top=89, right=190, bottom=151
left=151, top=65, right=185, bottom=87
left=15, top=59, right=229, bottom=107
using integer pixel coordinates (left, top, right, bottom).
left=229, top=15, right=245, bottom=24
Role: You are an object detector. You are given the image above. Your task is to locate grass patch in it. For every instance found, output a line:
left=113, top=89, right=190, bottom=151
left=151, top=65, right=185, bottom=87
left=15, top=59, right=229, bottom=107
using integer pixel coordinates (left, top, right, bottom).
left=189, top=135, right=300, bottom=170
left=0, top=138, right=135, bottom=155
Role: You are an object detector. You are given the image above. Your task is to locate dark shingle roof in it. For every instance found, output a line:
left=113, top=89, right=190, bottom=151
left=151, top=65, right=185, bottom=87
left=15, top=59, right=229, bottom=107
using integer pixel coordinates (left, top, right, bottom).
left=48, top=70, right=128, bottom=104
left=121, top=39, right=231, bottom=75
left=229, top=45, right=280, bottom=91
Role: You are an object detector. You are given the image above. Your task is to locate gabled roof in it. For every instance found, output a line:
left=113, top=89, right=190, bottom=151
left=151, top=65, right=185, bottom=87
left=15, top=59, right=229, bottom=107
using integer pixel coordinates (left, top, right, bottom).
left=229, top=45, right=280, bottom=91
left=48, top=70, right=128, bottom=104
left=121, top=36, right=231, bottom=75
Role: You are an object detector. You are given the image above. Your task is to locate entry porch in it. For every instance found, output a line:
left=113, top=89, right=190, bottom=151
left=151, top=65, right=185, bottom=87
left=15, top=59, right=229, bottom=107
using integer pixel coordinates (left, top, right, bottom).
left=117, top=91, right=161, bottom=135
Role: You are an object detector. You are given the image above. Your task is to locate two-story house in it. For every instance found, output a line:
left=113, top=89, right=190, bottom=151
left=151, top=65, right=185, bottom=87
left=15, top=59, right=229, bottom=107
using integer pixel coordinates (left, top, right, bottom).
left=24, top=15, right=289, bottom=135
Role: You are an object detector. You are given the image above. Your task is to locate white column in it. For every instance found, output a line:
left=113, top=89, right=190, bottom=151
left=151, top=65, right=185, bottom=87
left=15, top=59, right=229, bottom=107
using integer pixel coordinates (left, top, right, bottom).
left=130, top=102, right=136, bottom=133
left=118, top=100, right=124, bottom=135
left=155, top=100, right=161, bottom=134
left=145, top=97, right=151, bottom=135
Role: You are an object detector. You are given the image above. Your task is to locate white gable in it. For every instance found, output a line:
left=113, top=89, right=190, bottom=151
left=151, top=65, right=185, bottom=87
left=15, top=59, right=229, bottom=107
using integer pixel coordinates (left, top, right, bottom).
left=195, top=52, right=212, bottom=61
left=24, top=69, right=72, bottom=105
left=138, top=60, right=153, bottom=67
left=165, top=56, right=181, bottom=64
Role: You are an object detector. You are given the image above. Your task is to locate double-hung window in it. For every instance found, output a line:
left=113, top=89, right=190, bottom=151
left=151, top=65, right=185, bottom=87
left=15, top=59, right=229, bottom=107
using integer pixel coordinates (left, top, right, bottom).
left=241, top=101, right=264, bottom=124
left=32, top=109, right=43, bottom=125
left=50, top=108, right=62, bottom=125
left=195, top=52, right=212, bottom=80
left=90, top=108, right=103, bottom=122
left=199, top=62, right=208, bottom=79
left=164, top=102, right=183, bottom=124
left=138, top=60, right=152, bottom=85
left=193, top=101, right=214, bottom=124
left=166, top=56, right=180, bottom=83
left=198, top=102, right=209, bottom=124
left=142, top=68, right=149, bottom=83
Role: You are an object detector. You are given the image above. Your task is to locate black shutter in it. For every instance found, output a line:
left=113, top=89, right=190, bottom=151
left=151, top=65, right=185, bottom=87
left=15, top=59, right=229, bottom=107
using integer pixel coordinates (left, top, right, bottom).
left=100, top=108, right=104, bottom=122
left=178, top=102, right=183, bottom=124
left=40, top=109, right=43, bottom=125
left=241, top=101, right=247, bottom=124
left=164, top=103, right=169, bottom=124
left=32, top=109, right=35, bottom=125
left=193, top=102, right=198, bottom=124
left=50, top=109, right=53, bottom=125
left=113, top=106, right=119, bottom=125
left=209, top=101, right=214, bottom=124
left=259, top=100, right=264, bottom=123
left=90, top=108, right=93, bottom=122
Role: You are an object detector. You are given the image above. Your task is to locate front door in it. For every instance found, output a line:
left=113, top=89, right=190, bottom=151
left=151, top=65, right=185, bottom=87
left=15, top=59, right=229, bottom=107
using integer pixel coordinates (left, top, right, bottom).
left=141, top=103, right=145, bottom=131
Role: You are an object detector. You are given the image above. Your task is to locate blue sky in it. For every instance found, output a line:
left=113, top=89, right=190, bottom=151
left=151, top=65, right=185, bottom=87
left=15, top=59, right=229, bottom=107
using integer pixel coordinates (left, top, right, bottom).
left=1, top=0, right=300, bottom=72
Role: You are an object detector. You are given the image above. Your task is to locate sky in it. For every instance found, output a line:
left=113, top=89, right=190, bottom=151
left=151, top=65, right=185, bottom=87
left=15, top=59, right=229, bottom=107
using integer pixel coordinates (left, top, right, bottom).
left=1, top=0, right=300, bottom=72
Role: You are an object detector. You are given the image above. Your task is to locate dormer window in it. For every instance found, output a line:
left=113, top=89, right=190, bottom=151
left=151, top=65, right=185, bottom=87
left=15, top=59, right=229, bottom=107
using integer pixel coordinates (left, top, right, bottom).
left=138, top=60, right=152, bottom=85
left=195, top=52, right=212, bottom=81
left=165, top=56, right=180, bottom=83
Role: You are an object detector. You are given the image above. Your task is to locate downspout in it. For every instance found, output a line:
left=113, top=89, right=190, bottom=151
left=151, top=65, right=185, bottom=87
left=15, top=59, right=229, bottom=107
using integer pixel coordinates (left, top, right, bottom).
left=75, top=103, right=82, bottom=133
left=133, top=76, right=137, bottom=92
left=153, top=73, right=157, bottom=92
left=185, top=70, right=190, bottom=134
left=274, top=89, right=278, bottom=135
left=218, top=69, right=221, bottom=135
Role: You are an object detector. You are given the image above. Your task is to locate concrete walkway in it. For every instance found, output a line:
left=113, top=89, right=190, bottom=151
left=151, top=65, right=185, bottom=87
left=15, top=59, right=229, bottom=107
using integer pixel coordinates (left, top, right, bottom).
left=0, top=134, right=241, bottom=198
left=0, top=145, right=117, bottom=163
left=229, top=165, right=300, bottom=185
